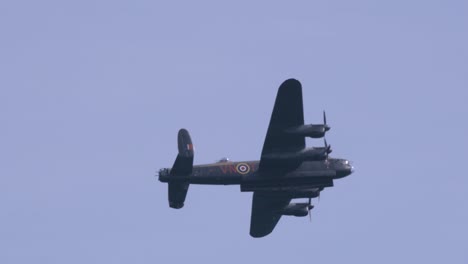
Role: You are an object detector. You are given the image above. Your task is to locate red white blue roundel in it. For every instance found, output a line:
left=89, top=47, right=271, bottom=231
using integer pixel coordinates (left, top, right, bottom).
left=236, top=163, right=251, bottom=174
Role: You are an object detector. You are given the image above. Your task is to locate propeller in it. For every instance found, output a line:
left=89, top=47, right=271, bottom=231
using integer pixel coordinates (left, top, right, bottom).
left=324, top=138, right=332, bottom=156
left=324, top=138, right=331, bottom=168
left=323, top=111, right=330, bottom=131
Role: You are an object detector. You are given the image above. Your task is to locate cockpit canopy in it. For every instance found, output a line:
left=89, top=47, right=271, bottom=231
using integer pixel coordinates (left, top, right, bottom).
left=217, top=157, right=231, bottom=163
left=333, top=158, right=351, bottom=165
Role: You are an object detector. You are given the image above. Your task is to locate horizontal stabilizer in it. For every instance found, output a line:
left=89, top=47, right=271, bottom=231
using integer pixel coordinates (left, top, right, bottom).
left=169, top=182, right=189, bottom=209
left=168, top=128, right=194, bottom=209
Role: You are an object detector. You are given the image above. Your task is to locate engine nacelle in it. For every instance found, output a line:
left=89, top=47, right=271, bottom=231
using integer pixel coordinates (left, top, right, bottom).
left=299, top=147, right=330, bottom=161
left=279, top=203, right=314, bottom=217
left=285, top=124, right=330, bottom=138
left=287, top=188, right=321, bottom=199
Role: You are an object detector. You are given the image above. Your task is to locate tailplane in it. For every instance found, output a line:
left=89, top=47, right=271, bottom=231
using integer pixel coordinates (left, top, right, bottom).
left=168, top=129, right=194, bottom=209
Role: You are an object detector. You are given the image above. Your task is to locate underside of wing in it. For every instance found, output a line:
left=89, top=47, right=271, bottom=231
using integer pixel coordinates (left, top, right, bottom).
left=259, top=79, right=305, bottom=171
left=250, top=192, right=291, bottom=238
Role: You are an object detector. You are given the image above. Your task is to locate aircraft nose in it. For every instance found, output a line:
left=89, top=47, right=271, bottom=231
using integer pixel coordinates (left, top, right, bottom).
left=347, top=161, right=354, bottom=174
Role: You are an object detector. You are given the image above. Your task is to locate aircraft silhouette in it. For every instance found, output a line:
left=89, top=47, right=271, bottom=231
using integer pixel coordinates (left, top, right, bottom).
left=159, top=79, right=354, bottom=237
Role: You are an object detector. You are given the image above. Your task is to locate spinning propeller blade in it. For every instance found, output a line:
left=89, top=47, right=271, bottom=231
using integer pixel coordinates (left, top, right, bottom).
left=323, top=111, right=330, bottom=131
left=324, top=138, right=332, bottom=156
left=323, top=110, right=327, bottom=125
left=324, top=138, right=331, bottom=168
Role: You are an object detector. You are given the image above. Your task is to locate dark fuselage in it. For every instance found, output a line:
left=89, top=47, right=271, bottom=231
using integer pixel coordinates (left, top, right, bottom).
left=159, top=158, right=352, bottom=191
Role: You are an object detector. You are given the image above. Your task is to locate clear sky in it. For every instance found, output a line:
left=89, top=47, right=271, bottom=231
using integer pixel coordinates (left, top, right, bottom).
left=1, top=1, right=467, bottom=263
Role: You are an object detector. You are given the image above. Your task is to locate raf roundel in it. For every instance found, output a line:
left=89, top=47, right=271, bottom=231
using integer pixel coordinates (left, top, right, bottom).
left=236, top=163, right=251, bottom=175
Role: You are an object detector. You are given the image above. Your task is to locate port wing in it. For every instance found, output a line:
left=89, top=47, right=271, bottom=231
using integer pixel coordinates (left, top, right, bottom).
left=249, top=192, right=291, bottom=238
left=259, top=79, right=305, bottom=171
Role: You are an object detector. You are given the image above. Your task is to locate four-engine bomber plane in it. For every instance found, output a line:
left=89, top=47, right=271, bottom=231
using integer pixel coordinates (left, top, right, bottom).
left=158, top=79, right=353, bottom=237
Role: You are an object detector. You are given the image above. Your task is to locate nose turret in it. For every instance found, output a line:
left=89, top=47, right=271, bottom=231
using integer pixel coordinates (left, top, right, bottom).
left=333, top=159, right=354, bottom=178
left=345, top=161, right=354, bottom=177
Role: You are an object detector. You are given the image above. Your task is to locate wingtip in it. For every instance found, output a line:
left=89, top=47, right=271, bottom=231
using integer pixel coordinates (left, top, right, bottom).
left=278, top=79, right=302, bottom=94
left=282, top=78, right=301, bottom=86
left=250, top=231, right=271, bottom=238
left=249, top=225, right=274, bottom=238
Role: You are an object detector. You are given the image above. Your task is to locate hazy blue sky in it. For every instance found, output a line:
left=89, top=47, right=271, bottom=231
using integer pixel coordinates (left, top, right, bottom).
left=1, top=1, right=467, bottom=263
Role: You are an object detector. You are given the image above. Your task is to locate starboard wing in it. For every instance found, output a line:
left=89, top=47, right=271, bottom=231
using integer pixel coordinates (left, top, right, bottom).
left=259, top=79, right=305, bottom=171
left=249, top=192, right=291, bottom=238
